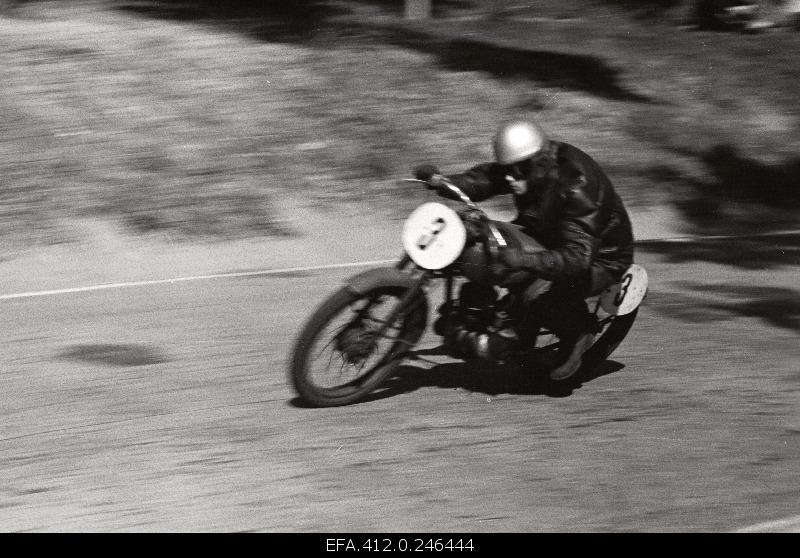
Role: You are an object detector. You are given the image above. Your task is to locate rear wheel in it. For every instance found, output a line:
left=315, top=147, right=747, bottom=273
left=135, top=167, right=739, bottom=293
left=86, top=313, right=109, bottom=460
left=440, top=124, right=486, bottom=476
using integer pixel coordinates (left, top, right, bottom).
left=581, top=307, right=638, bottom=370
left=290, top=285, right=428, bottom=407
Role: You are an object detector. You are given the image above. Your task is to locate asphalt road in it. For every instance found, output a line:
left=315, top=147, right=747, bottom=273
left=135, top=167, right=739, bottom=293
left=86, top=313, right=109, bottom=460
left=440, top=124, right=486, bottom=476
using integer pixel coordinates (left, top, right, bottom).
left=1, top=238, right=798, bottom=532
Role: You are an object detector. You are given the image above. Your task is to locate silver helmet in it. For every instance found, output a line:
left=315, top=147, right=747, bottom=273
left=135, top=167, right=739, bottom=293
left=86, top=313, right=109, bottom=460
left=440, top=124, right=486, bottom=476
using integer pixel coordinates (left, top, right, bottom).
left=492, top=120, right=548, bottom=165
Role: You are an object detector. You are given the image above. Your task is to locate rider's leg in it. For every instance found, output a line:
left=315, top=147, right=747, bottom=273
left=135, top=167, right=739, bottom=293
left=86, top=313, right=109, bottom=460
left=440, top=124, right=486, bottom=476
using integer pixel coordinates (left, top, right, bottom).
left=488, top=222, right=629, bottom=378
left=525, top=279, right=596, bottom=335
left=521, top=277, right=596, bottom=380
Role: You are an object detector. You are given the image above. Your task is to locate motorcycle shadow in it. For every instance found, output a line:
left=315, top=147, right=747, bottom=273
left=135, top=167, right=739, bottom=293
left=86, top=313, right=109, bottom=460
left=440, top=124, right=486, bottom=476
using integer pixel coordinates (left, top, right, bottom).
left=361, top=346, right=626, bottom=403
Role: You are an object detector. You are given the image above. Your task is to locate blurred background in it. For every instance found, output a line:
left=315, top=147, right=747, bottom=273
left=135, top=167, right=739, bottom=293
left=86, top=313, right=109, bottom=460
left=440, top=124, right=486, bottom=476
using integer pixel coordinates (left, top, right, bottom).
left=0, top=0, right=797, bottom=253
left=1, top=1, right=799, bottom=533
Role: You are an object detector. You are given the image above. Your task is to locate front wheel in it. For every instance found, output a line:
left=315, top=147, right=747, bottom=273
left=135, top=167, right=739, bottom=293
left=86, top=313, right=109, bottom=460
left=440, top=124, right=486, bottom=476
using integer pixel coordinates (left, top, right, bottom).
left=290, top=285, right=428, bottom=407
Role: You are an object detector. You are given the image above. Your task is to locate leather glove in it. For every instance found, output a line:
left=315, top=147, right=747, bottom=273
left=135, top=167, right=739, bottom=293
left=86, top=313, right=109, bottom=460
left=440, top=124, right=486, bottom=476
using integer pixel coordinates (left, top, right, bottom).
left=413, top=164, right=444, bottom=189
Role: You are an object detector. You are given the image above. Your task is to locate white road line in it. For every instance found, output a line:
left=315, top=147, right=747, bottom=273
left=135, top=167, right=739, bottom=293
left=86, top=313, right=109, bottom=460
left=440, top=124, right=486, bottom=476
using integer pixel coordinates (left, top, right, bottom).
left=734, top=514, right=800, bottom=533
left=636, top=229, right=800, bottom=244
left=0, top=259, right=396, bottom=301
left=1, top=228, right=798, bottom=302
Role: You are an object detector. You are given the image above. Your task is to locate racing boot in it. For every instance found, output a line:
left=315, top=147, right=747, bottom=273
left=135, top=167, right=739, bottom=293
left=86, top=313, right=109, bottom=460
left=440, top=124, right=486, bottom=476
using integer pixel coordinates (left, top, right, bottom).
left=548, top=330, right=595, bottom=381
left=533, top=289, right=598, bottom=380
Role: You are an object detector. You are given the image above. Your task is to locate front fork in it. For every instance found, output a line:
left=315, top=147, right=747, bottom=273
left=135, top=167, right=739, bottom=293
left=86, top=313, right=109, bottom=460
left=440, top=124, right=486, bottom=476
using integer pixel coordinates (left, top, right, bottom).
left=396, top=252, right=458, bottom=311
left=356, top=254, right=430, bottom=345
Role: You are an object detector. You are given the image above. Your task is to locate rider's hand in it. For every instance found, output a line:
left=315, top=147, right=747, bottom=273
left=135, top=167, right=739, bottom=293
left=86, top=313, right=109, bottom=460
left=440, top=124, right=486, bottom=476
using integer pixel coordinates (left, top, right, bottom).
left=413, top=164, right=444, bottom=189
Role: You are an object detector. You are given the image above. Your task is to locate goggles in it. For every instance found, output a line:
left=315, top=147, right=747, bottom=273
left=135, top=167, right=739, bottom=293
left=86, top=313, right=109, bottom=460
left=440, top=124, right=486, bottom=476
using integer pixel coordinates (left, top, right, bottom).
left=503, top=153, right=549, bottom=180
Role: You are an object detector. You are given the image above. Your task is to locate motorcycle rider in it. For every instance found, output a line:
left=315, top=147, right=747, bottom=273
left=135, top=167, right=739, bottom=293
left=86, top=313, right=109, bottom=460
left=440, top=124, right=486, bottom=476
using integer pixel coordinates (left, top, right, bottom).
left=414, top=119, right=635, bottom=381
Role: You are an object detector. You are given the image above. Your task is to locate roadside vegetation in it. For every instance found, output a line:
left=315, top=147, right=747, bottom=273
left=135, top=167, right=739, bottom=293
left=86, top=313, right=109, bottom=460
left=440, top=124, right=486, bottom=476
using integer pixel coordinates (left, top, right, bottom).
left=0, top=0, right=797, bottom=247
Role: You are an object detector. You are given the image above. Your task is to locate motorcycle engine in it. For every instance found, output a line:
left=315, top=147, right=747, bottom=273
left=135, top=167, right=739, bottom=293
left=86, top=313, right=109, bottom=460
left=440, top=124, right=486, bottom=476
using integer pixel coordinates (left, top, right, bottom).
left=458, top=281, right=497, bottom=332
left=458, top=242, right=495, bottom=285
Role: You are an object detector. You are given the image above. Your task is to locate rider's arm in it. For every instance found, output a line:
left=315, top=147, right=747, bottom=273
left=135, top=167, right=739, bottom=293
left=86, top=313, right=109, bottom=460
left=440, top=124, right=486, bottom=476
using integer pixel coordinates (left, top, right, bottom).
left=443, top=163, right=510, bottom=202
left=511, top=177, right=603, bottom=281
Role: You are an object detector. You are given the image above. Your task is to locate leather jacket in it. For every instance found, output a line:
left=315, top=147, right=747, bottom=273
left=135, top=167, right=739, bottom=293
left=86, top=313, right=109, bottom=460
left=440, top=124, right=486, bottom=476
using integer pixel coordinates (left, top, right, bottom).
left=444, top=141, right=635, bottom=285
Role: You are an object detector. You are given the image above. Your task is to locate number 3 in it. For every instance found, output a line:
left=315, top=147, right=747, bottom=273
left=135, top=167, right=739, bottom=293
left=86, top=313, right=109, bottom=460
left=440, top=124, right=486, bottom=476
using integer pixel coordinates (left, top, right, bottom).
left=416, top=217, right=446, bottom=250
left=614, top=273, right=633, bottom=306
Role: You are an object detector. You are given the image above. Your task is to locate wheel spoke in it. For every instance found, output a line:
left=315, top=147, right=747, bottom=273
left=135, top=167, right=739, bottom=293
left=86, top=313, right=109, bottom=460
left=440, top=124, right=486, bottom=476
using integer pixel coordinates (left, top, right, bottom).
left=303, top=290, right=411, bottom=391
left=314, top=321, right=350, bottom=359
left=291, top=282, right=429, bottom=407
left=326, top=345, right=337, bottom=372
left=337, top=353, right=349, bottom=378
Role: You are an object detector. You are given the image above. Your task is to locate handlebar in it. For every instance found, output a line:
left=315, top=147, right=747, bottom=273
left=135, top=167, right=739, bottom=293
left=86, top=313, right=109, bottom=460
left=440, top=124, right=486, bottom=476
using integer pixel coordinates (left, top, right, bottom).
left=401, top=177, right=507, bottom=249
left=401, top=177, right=478, bottom=211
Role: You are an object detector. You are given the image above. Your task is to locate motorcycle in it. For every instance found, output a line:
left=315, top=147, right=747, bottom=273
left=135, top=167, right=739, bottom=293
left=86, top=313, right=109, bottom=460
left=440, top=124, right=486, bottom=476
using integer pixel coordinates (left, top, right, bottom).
left=289, top=177, right=648, bottom=407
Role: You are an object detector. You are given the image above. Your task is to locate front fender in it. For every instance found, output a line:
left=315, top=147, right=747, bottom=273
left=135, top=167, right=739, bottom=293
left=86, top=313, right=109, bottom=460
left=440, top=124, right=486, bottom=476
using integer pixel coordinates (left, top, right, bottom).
left=344, top=267, right=421, bottom=296
left=344, top=267, right=429, bottom=345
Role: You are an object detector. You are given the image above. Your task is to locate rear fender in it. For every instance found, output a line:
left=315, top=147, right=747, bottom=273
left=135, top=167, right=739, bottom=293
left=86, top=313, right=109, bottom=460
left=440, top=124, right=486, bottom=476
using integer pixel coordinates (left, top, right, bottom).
left=599, top=264, right=648, bottom=316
